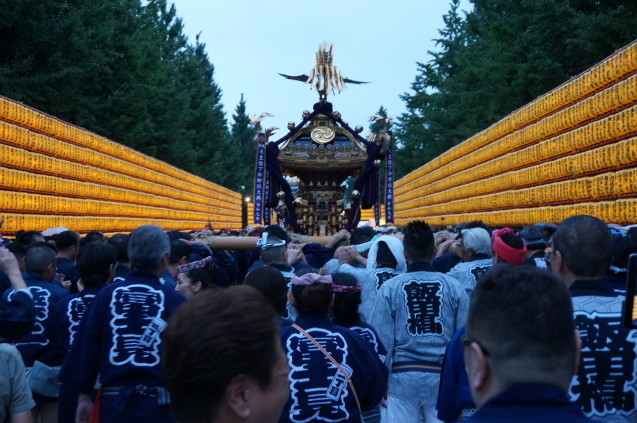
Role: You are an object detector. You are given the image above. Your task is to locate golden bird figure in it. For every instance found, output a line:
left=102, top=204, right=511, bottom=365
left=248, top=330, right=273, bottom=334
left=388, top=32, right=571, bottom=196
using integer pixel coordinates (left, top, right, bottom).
left=369, top=114, right=394, bottom=130
left=279, top=41, right=368, bottom=99
left=249, top=112, right=274, bottom=129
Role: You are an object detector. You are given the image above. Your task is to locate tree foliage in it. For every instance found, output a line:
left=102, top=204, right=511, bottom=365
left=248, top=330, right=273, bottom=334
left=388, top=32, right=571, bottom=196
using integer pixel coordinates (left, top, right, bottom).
left=395, top=0, right=637, bottom=178
left=225, top=94, right=257, bottom=193
left=0, top=0, right=231, bottom=186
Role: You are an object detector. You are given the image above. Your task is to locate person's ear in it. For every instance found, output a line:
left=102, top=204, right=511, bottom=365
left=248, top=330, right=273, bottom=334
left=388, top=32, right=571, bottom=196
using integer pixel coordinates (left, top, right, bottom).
left=287, top=291, right=295, bottom=307
left=161, top=253, right=170, bottom=267
left=551, top=250, right=564, bottom=274
left=193, top=281, right=202, bottom=293
left=573, top=329, right=582, bottom=376
left=47, top=261, right=57, bottom=278
left=465, top=342, right=489, bottom=393
left=224, top=374, right=252, bottom=418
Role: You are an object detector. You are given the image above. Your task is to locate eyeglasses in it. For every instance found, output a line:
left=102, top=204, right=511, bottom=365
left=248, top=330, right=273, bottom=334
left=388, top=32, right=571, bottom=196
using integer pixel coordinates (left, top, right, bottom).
left=546, top=249, right=558, bottom=263
left=460, top=335, right=490, bottom=356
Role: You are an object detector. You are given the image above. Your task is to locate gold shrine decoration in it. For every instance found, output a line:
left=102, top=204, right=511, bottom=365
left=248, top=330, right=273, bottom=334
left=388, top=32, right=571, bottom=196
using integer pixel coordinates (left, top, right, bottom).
left=310, top=127, right=336, bottom=144
left=0, top=96, right=241, bottom=235
left=394, top=40, right=637, bottom=226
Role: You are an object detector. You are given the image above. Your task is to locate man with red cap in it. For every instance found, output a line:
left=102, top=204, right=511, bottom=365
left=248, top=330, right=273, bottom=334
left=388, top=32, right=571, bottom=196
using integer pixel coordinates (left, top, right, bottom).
left=491, top=228, right=527, bottom=265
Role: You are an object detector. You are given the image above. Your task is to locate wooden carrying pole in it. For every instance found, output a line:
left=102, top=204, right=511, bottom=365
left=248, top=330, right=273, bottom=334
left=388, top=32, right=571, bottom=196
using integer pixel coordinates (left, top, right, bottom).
left=204, top=236, right=335, bottom=250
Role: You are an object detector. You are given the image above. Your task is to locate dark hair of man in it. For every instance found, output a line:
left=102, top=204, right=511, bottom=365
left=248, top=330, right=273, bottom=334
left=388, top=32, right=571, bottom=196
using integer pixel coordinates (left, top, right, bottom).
left=52, top=230, right=80, bottom=251
left=243, top=266, right=288, bottom=317
left=17, top=230, right=44, bottom=246
left=609, top=234, right=631, bottom=271
left=376, top=241, right=398, bottom=269
left=403, top=220, right=435, bottom=262
left=330, top=273, right=361, bottom=326
left=128, top=225, right=170, bottom=272
left=291, top=282, right=333, bottom=315
left=260, top=236, right=286, bottom=266
left=466, top=265, right=575, bottom=390
left=184, top=261, right=221, bottom=290
left=7, top=242, right=27, bottom=261
left=350, top=226, right=376, bottom=246
left=628, top=227, right=637, bottom=251
left=28, top=241, right=57, bottom=253
left=79, top=231, right=105, bottom=247
left=162, top=286, right=280, bottom=422
left=169, top=239, right=190, bottom=265
left=25, top=244, right=57, bottom=275
left=76, top=242, right=117, bottom=288
left=499, top=232, right=524, bottom=250
left=293, top=267, right=321, bottom=276
left=264, top=225, right=291, bottom=244
left=552, top=215, right=611, bottom=278
left=107, top=234, right=130, bottom=263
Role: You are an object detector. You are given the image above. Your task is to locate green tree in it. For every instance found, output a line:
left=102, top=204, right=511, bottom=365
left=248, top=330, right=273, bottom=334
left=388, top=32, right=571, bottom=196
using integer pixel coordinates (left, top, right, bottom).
left=224, top=94, right=256, bottom=192
left=0, top=0, right=231, bottom=186
left=394, top=0, right=469, bottom=178
left=395, top=0, right=637, bottom=177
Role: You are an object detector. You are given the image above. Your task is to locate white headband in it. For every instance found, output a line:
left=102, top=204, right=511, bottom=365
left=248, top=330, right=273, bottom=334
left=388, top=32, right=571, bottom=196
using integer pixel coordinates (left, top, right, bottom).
left=256, top=232, right=286, bottom=250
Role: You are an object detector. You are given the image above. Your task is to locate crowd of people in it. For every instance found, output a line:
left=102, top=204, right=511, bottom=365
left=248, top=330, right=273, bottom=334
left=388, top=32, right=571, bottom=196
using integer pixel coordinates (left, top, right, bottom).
left=0, top=215, right=636, bottom=423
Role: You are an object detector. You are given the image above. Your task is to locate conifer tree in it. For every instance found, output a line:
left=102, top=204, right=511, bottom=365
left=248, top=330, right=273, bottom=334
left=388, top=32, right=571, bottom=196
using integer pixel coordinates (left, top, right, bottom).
left=395, top=0, right=637, bottom=177
left=225, top=94, right=256, bottom=192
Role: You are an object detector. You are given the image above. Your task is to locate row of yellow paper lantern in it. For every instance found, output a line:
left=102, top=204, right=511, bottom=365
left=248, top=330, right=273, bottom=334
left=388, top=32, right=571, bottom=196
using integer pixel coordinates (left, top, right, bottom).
left=396, top=111, right=637, bottom=205
left=0, top=189, right=240, bottom=221
left=0, top=167, right=240, bottom=215
left=0, top=144, right=242, bottom=210
left=398, top=168, right=637, bottom=218
left=397, top=137, right=637, bottom=210
left=396, top=99, right=637, bottom=198
left=395, top=42, right=637, bottom=190
left=0, top=212, right=240, bottom=235
left=395, top=199, right=637, bottom=227
left=360, top=206, right=385, bottom=221
left=0, top=121, right=238, bottom=203
left=404, top=43, right=637, bottom=187
left=0, top=97, right=239, bottom=200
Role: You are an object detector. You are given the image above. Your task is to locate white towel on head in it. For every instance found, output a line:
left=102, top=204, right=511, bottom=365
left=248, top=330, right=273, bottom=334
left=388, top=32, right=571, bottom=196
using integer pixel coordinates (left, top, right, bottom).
left=42, top=227, right=69, bottom=236
left=365, top=235, right=406, bottom=273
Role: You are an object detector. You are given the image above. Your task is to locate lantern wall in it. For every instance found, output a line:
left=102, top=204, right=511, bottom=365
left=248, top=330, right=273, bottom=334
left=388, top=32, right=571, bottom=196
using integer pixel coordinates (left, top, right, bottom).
left=394, top=40, right=637, bottom=226
left=0, top=97, right=241, bottom=235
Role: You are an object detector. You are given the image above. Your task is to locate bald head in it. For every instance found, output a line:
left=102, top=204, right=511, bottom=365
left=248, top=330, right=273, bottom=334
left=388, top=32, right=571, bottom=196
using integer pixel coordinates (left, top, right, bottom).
left=25, top=244, right=57, bottom=280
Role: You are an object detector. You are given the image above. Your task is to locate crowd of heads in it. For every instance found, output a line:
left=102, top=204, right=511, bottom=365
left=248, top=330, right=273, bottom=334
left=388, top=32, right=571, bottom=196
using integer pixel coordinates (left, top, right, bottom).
left=2, top=214, right=637, bottom=423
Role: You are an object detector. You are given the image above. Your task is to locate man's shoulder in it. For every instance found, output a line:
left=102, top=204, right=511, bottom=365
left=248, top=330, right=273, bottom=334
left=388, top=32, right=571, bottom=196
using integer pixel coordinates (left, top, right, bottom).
left=389, top=270, right=460, bottom=283
left=0, top=342, right=22, bottom=360
left=376, top=270, right=433, bottom=290
left=468, top=384, right=595, bottom=423
left=450, top=259, right=492, bottom=272
left=571, top=294, right=623, bottom=315
left=27, top=281, right=69, bottom=301
left=100, top=279, right=181, bottom=298
left=56, top=292, right=81, bottom=307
